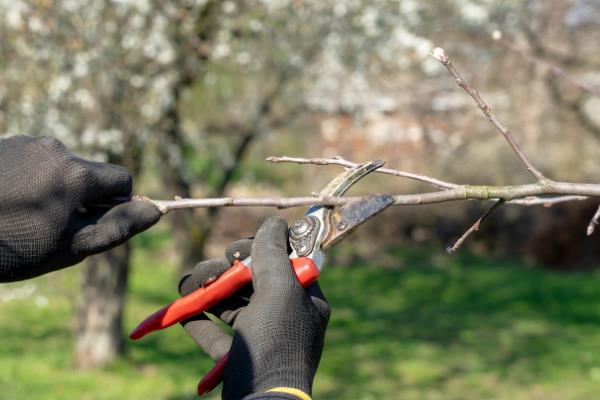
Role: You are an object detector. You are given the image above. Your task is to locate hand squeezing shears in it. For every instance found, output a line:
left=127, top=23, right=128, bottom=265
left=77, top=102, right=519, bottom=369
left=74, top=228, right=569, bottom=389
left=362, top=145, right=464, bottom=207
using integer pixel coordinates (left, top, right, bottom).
left=129, top=160, right=394, bottom=396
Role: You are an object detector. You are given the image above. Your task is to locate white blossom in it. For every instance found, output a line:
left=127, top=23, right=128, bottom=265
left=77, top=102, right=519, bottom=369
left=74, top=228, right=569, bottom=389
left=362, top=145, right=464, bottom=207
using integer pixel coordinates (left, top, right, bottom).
left=4, top=1, right=28, bottom=29
left=74, top=89, right=95, bottom=109
left=223, top=1, right=236, bottom=14
left=27, top=16, right=44, bottom=33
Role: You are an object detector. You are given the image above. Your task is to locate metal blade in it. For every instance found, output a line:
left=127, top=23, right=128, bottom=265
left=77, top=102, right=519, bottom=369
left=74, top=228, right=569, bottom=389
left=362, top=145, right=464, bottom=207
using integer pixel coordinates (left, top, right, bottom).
left=321, top=194, right=395, bottom=250
left=289, top=160, right=387, bottom=270
left=318, top=160, right=385, bottom=197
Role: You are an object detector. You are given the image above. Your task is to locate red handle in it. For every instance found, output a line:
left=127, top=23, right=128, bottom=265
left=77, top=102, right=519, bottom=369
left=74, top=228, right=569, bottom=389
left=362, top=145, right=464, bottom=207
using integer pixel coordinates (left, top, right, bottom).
left=196, top=257, right=321, bottom=396
left=197, top=353, right=229, bottom=396
left=129, top=257, right=320, bottom=340
left=129, top=261, right=251, bottom=339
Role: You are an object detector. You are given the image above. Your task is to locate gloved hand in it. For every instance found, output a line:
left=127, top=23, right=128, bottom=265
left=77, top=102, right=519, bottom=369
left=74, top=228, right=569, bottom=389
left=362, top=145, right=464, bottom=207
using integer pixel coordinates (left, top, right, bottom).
left=0, top=135, right=161, bottom=282
left=178, top=217, right=330, bottom=400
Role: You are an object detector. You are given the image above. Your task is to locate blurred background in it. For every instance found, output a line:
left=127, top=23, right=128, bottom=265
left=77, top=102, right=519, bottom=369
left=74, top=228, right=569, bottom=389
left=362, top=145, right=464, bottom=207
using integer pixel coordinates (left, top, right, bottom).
left=2, top=1, right=600, bottom=399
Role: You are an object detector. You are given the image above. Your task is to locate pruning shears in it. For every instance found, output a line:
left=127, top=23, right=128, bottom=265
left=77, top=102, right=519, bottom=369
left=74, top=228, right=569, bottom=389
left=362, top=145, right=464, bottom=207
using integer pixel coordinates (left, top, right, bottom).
left=129, top=160, right=394, bottom=396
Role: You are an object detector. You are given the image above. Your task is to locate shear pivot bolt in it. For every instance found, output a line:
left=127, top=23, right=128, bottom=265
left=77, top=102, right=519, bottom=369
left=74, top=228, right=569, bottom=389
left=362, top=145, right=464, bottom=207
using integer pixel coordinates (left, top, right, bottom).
left=292, top=218, right=310, bottom=235
left=336, top=221, right=347, bottom=230
left=289, top=216, right=319, bottom=257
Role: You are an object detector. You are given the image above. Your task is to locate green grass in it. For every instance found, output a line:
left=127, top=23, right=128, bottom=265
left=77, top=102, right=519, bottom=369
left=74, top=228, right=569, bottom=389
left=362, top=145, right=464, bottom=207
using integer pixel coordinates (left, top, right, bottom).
left=2, top=244, right=600, bottom=399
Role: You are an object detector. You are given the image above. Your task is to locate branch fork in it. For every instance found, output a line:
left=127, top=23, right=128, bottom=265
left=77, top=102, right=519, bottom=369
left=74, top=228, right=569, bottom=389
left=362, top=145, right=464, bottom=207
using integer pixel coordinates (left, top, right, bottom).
left=141, top=47, right=600, bottom=252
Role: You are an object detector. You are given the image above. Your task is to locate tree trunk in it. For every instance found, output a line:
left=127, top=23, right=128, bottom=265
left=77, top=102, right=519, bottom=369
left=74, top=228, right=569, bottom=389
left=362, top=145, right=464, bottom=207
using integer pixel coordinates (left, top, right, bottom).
left=73, top=244, right=129, bottom=369
left=170, top=206, right=213, bottom=275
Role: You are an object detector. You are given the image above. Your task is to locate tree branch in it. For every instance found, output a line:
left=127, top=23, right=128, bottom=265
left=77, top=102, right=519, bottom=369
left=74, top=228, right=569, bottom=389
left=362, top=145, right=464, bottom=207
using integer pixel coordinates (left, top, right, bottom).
left=266, top=155, right=458, bottom=190
left=587, top=205, right=600, bottom=236
left=508, top=195, right=588, bottom=206
left=492, top=31, right=600, bottom=97
left=447, top=199, right=505, bottom=254
left=138, top=178, right=600, bottom=214
left=266, top=156, right=590, bottom=207
left=137, top=46, right=600, bottom=253
left=430, top=47, right=547, bottom=181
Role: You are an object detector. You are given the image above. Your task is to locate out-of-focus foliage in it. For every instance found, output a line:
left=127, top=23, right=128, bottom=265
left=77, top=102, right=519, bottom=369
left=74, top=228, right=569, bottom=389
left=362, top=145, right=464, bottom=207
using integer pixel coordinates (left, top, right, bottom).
left=0, top=0, right=179, bottom=157
left=3, top=0, right=599, bottom=182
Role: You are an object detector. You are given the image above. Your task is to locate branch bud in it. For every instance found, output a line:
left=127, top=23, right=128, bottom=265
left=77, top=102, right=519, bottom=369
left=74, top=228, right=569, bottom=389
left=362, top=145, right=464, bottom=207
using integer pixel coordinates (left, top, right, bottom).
left=430, top=47, right=449, bottom=64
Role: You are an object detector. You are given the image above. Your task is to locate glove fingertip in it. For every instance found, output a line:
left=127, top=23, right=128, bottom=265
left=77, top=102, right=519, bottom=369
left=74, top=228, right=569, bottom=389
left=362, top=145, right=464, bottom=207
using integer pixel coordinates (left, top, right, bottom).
left=251, top=217, right=300, bottom=294
left=118, top=201, right=162, bottom=232
left=178, top=274, right=194, bottom=296
left=225, top=238, right=253, bottom=264
left=71, top=202, right=160, bottom=255
left=305, top=282, right=331, bottom=324
left=180, top=258, right=232, bottom=294
left=252, top=216, right=289, bottom=261
left=76, top=159, right=133, bottom=201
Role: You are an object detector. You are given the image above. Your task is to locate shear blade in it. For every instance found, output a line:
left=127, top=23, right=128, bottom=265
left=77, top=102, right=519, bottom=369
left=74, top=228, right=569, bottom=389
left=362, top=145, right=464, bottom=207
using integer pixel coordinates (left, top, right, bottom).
left=318, top=160, right=385, bottom=198
left=322, top=194, right=395, bottom=250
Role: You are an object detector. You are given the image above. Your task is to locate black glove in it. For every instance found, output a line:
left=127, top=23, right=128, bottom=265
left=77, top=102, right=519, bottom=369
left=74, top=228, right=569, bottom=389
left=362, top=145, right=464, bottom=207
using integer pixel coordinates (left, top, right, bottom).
left=178, top=217, right=330, bottom=399
left=0, top=135, right=161, bottom=282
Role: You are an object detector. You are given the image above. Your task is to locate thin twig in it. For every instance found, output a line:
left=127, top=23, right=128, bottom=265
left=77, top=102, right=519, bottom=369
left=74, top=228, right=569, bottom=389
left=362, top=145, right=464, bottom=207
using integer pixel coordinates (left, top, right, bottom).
left=587, top=205, right=600, bottom=236
left=431, top=47, right=547, bottom=181
left=492, top=31, right=600, bottom=97
left=447, top=199, right=505, bottom=254
left=266, top=155, right=458, bottom=190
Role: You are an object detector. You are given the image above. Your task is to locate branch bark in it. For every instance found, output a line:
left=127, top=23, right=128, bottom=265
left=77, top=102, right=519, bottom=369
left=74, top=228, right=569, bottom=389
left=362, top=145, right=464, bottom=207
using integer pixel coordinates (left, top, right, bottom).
left=447, top=199, right=505, bottom=254
left=137, top=178, right=600, bottom=214
left=587, top=205, right=600, bottom=236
